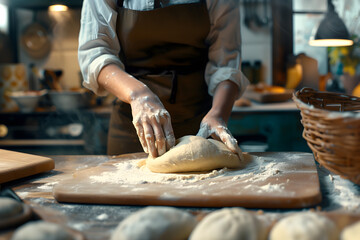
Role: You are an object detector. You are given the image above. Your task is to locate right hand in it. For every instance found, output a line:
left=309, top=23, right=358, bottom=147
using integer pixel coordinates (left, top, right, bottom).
left=196, top=115, right=244, bottom=161
left=130, top=93, right=175, bottom=158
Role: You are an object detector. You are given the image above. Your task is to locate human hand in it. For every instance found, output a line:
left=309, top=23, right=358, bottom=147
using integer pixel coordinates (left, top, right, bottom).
left=130, top=93, right=175, bottom=158
left=196, top=116, right=244, bottom=161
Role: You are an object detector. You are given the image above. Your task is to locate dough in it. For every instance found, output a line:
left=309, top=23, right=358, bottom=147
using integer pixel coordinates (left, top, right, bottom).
left=146, top=135, right=242, bottom=173
left=269, top=212, right=338, bottom=240
left=341, top=220, right=360, bottom=240
left=111, top=206, right=197, bottom=240
left=0, top=197, right=23, bottom=219
left=11, top=221, right=75, bottom=240
left=189, top=208, right=266, bottom=240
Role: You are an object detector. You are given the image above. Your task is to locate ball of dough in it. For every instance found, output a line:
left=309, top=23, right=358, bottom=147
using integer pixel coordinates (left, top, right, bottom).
left=11, top=221, right=75, bottom=240
left=111, top=206, right=197, bottom=240
left=146, top=135, right=242, bottom=173
left=189, top=208, right=265, bottom=240
left=0, top=197, right=23, bottom=219
left=341, top=220, right=360, bottom=240
left=269, top=212, right=338, bottom=240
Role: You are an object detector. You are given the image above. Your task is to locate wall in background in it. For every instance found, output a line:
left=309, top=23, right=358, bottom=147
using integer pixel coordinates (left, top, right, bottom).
left=334, top=0, right=360, bottom=35
left=240, top=0, right=272, bottom=85
left=15, top=2, right=273, bottom=90
left=293, top=0, right=360, bottom=75
left=293, top=0, right=327, bottom=75
left=16, top=8, right=81, bottom=90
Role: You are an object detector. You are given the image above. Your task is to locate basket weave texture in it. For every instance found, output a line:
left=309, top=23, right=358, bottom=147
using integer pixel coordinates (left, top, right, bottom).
left=293, top=88, right=360, bottom=185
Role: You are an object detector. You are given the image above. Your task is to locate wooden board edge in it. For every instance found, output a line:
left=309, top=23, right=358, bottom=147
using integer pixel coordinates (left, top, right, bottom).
left=53, top=187, right=323, bottom=209
left=0, top=158, right=55, bottom=184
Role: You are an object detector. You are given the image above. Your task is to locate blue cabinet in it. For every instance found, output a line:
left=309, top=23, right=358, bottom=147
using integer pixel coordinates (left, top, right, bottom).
left=229, top=104, right=310, bottom=152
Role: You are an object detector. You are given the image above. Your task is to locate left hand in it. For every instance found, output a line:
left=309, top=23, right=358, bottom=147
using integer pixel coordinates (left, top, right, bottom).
left=196, top=115, right=244, bottom=161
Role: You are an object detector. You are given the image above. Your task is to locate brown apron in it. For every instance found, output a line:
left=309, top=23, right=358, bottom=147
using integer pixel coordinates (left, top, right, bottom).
left=107, top=0, right=212, bottom=155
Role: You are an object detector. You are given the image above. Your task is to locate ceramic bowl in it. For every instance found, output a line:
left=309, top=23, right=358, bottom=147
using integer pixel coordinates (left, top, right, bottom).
left=48, top=90, right=91, bottom=111
left=9, top=90, right=46, bottom=113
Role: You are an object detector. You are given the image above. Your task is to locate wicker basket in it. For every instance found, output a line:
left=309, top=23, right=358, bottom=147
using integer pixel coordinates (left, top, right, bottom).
left=293, top=88, right=360, bottom=185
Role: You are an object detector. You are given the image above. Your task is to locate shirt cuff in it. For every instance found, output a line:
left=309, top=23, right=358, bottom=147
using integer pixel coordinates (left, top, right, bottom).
left=84, top=54, right=124, bottom=96
left=207, top=67, right=249, bottom=99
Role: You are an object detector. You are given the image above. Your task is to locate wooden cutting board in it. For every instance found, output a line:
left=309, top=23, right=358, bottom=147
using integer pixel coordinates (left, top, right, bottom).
left=53, top=152, right=322, bottom=208
left=243, top=89, right=294, bottom=103
left=0, top=149, right=54, bottom=184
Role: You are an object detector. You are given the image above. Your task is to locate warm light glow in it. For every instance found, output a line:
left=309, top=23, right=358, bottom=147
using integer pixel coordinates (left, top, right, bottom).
left=309, top=39, right=353, bottom=47
left=0, top=4, right=8, bottom=33
left=48, top=4, right=68, bottom=12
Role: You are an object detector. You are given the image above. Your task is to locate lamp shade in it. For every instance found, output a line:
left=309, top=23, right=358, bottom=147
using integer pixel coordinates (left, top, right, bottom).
left=309, top=1, right=353, bottom=47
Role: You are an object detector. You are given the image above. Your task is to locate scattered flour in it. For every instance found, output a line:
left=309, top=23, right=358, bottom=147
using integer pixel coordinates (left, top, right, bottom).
left=17, top=192, right=29, bottom=198
left=256, top=183, right=286, bottom=193
left=96, top=213, right=109, bottom=220
left=90, top=161, right=228, bottom=185
left=89, top=154, right=299, bottom=193
left=37, top=181, right=59, bottom=190
left=322, top=171, right=360, bottom=212
left=70, top=222, right=87, bottom=231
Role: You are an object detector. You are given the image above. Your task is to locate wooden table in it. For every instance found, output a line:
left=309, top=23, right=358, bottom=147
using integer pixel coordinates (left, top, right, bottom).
left=1, top=155, right=360, bottom=240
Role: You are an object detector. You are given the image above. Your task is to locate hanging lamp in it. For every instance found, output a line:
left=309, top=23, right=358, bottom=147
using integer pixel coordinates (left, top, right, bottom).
left=309, top=0, right=353, bottom=47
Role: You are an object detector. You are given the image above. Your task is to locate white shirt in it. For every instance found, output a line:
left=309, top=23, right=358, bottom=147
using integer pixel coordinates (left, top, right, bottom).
left=78, top=0, right=248, bottom=97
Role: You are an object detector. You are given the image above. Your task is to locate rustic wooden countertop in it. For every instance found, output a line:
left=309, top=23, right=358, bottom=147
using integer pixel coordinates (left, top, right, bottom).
left=1, top=155, right=359, bottom=240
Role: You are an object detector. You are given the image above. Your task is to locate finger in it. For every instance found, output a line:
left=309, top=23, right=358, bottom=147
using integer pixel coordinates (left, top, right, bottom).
left=196, top=122, right=211, bottom=139
left=150, top=115, right=166, bottom=156
left=133, top=121, right=148, bottom=153
left=161, top=112, right=175, bottom=150
left=216, top=127, right=244, bottom=161
left=235, top=145, right=245, bottom=161
left=143, top=121, right=157, bottom=158
left=224, top=135, right=244, bottom=161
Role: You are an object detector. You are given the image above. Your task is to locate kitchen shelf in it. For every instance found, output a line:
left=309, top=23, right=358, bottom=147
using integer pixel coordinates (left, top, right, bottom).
left=0, top=0, right=83, bottom=9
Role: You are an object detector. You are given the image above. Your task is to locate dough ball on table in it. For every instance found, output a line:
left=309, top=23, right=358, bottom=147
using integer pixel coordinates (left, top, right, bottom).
left=341, top=220, right=360, bottom=240
left=11, top=221, right=75, bottom=240
left=111, top=206, right=197, bottom=240
left=146, top=135, right=243, bottom=173
left=0, top=197, right=23, bottom=218
left=189, top=208, right=266, bottom=240
left=269, top=212, right=338, bottom=240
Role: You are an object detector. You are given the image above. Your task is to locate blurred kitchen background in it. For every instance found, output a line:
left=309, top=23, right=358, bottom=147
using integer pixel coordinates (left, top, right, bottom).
left=0, top=0, right=359, bottom=155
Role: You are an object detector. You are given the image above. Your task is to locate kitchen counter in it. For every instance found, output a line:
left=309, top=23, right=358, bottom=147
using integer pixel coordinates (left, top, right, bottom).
left=0, top=100, right=298, bottom=117
left=230, top=100, right=308, bottom=152
left=0, top=106, right=111, bottom=155
left=1, top=154, right=359, bottom=240
left=0, top=100, right=307, bottom=155
left=232, top=101, right=299, bottom=113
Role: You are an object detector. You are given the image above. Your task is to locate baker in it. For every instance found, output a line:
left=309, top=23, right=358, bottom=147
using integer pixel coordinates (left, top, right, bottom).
left=78, top=0, right=249, bottom=158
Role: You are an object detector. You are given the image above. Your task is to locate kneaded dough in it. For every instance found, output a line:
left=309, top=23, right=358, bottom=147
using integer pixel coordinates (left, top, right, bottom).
left=146, top=135, right=242, bottom=173
left=111, top=206, right=197, bottom=240
left=341, top=220, right=360, bottom=240
left=0, top=197, right=23, bottom=219
left=269, top=212, right=338, bottom=240
left=189, top=208, right=266, bottom=240
left=11, top=221, right=75, bottom=240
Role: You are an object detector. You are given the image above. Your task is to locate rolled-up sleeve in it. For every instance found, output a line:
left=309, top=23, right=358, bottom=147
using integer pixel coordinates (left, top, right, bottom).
left=206, top=0, right=249, bottom=98
left=78, top=0, right=123, bottom=96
